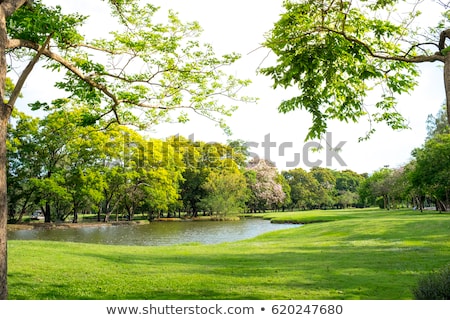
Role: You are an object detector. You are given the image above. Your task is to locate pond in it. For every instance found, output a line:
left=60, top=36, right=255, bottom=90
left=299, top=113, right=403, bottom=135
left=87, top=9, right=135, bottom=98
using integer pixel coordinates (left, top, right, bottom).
left=7, top=219, right=300, bottom=246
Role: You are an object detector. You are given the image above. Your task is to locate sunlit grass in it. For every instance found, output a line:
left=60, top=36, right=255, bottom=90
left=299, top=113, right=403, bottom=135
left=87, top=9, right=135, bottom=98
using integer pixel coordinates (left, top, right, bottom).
left=7, top=208, right=450, bottom=299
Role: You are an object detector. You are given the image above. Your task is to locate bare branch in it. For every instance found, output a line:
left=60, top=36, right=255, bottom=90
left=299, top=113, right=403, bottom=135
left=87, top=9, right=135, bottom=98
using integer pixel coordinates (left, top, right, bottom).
left=403, top=42, right=441, bottom=57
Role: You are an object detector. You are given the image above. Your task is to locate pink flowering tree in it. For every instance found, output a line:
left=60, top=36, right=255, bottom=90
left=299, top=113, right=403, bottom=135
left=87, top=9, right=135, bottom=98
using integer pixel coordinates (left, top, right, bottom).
left=246, top=159, right=286, bottom=212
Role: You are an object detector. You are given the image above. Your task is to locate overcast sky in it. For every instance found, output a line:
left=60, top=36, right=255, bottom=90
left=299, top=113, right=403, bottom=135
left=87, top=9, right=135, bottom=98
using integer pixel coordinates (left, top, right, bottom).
left=16, top=0, right=446, bottom=174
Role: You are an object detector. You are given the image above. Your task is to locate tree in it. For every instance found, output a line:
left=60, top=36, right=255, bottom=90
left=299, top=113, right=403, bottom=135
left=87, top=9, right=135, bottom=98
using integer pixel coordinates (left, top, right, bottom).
left=310, top=167, right=336, bottom=209
left=6, top=110, right=40, bottom=222
left=200, top=169, right=248, bottom=218
left=426, top=106, right=450, bottom=139
left=246, top=159, right=286, bottom=212
left=179, top=139, right=247, bottom=217
left=334, top=170, right=365, bottom=208
left=0, top=0, right=252, bottom=299
left=262, top=0, right=450, bottom=140
left=282, top=167, right=320, bottom=210
left=410, top=134, right=450, bottom=211
left=359, top=168, right=395, bottom=209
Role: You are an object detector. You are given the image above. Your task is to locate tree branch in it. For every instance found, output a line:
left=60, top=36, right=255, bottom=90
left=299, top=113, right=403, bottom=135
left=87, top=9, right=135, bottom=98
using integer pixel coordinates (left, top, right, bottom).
left=318, top=27, right=446, bottom=63
left=8, top=33, right=52, bottom=108
left=0, top=0, right=28, bottom=17
left=7, top=38, right=121, bottom=120
left=439, top=29, right=450, bottom=51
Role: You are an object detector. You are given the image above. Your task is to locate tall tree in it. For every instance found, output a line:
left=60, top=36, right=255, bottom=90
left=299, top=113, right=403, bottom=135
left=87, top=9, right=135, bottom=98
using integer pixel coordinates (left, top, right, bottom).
left=410, top=134, right=450, bottom=211
left=0, top=0, right=251, bottom=299
left=262, top=0, right=450, bottom=140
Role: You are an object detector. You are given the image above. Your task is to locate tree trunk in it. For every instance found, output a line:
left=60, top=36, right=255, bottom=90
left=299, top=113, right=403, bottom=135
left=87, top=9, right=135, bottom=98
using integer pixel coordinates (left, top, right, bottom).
left=44, top=201, right=51, bottom=223
left=72, top=205, right=78, bottom=223
left=444, top=54, right=450, bottom=126
left=0, top=108, right=10, bottom=300
left=0, top=6, right=11, bottom=301
left=97, top=203, right=102, bottom=222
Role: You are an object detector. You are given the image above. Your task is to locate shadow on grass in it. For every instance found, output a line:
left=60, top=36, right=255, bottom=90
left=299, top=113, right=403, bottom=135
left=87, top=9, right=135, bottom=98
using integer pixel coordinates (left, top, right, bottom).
left=9, top=241, right=445, bottom=300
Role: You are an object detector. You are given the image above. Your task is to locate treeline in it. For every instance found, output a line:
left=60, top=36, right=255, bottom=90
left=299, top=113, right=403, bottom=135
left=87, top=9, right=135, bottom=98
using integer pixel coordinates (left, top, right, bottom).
left=6, top=108, right=366, bottom=223
left=7, top=108, right=244, bottom=223
left=359, top=108, right=450, bottom=212
left=7, top=107, right=449, bottom=223
left=7, top=108, right=286, bottom=223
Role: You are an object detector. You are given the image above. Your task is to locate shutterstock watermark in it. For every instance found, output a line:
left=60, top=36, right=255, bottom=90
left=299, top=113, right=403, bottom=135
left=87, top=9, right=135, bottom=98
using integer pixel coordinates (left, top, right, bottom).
left=117, top=131, right=347, bottom=169
left=246, top=132, right=347, bottom=168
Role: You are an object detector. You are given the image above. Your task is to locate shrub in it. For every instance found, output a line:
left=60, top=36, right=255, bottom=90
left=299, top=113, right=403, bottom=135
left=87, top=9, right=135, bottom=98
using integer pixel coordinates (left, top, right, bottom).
left=413, top=265, right=450, bottom=300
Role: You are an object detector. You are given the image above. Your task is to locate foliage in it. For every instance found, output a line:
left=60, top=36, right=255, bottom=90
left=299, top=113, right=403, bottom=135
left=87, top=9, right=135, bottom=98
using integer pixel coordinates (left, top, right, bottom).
left=200, top=169, right=248, bottom=216
left=410, top=134, right=450, bottom=211
left=6, top=0, right=253, bottom=130
left=413, top=264, right=450, bottom=300
left=177, top=138, right=248, bottom=216
left=334, top=170, right=365, bottom=208
left=262, top=0, right=448, bottom=140
left=282, top=167, right=363, bottom=210
left=245, top=159, right=286, bottom=212
left=310, top=167, right=336, bottom=208
left=426, top=107, right=450, bottom=139
left=358, top=168, right=393, bottom=208
left=282, top=168, right=320, bottom=210
left=7, top=109, right=186, bottom=222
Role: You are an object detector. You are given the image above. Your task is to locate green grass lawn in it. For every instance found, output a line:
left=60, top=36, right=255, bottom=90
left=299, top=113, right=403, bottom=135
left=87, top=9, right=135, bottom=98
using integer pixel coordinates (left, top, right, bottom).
left=7, top=208, right=450, bottom=299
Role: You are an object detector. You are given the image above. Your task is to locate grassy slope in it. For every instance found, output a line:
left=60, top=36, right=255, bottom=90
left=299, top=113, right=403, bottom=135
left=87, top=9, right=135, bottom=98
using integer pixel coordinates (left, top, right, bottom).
left=7, top=208, right=450, bottom=300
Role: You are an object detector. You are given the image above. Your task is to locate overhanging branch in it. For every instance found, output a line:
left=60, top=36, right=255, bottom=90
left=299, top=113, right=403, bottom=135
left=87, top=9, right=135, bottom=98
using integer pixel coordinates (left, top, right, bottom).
left=8, top=33, right=52, bottom=108
left=318, top=27, right=446, bottom=63
left=7, top=38, right=122, bottom=120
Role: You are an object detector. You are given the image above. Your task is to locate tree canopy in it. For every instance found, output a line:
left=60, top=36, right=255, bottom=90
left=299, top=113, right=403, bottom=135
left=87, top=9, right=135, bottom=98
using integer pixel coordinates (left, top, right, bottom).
left=262, top=0, right=450, bottom=140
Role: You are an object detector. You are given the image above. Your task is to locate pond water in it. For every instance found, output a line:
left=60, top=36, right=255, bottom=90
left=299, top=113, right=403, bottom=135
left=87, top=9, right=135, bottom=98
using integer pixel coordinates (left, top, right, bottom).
left=7, top=219, right=300, bottom=246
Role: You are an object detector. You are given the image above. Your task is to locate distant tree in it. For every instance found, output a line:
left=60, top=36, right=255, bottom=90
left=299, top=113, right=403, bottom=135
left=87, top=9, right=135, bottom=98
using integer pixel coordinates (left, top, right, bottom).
left=277, top=173, right=292, bottom=211
left=246, top=159, right=286, bottom=212
left=8, top=109, right=91, bottom=222
left=426, top=107, right=450, bottom=139
left=179, top=140, right=241, bottom=217
left=262, top=0, right=450, bottom=141
left=200, top=169, right=248, bottom=217
left=410, top=134, right=450, bottom=211
left=334, top=170, right=364, bottom=193
left=6, top=111, right=40, bottom=222
left=282, top=168, right=320, bottom=210
left=359, top=168, right=395, bottom=209
left=334, top=170, right=365, bottom=208
left=310, top=167, right=336, bottom=209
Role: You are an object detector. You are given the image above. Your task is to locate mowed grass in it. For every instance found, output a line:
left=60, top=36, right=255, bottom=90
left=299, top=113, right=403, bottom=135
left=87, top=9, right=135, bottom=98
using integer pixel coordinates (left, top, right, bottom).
left=7, top=208, right=450, bottom=300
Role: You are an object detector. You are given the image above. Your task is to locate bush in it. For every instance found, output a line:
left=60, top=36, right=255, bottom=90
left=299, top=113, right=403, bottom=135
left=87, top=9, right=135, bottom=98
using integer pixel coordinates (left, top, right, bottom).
left=413, top=265, right=450, bottom=300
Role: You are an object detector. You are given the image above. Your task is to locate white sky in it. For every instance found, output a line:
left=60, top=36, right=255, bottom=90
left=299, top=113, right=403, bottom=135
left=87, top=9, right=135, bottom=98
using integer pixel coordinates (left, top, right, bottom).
left=15, top=0, right=446, bottom=174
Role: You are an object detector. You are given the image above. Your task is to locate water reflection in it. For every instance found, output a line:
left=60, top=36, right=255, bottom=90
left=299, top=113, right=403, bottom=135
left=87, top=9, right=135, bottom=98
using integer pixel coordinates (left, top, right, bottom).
left=8, top=219, right=300, bottom=246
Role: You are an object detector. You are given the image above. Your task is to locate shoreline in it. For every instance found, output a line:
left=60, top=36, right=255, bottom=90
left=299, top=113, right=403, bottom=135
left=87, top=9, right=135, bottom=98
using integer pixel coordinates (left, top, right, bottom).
left=6, top=215, right=243, bottom=231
